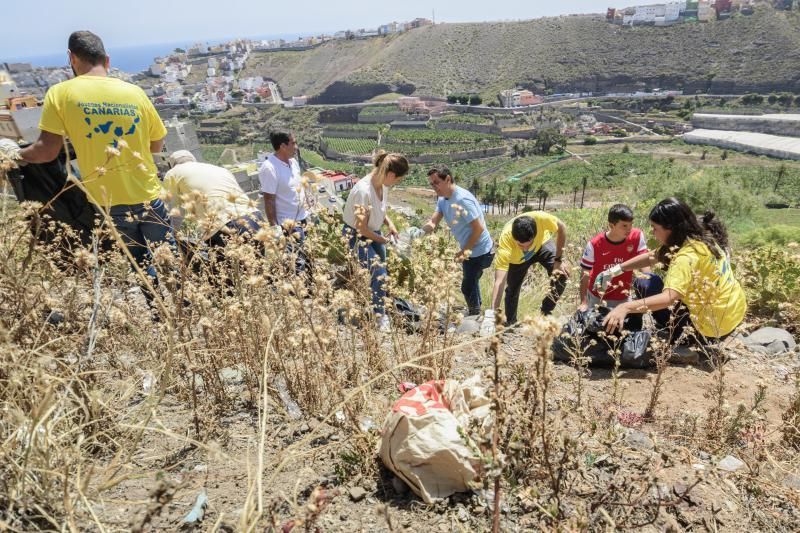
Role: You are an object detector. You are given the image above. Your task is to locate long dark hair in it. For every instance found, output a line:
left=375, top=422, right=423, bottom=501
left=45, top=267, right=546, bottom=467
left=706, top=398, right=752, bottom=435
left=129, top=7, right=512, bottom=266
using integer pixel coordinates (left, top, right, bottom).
left=648, top=197, right=729, bottom=266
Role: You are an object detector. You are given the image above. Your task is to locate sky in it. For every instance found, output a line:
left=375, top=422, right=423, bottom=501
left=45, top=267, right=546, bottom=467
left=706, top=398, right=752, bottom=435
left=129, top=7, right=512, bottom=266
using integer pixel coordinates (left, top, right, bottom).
left=2, top=0, right=617, bottom=57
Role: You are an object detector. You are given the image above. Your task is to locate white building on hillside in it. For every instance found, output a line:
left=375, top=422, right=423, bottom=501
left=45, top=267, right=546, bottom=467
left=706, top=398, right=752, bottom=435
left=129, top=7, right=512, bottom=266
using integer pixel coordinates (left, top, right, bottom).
left=238, top=76, right=264, bottom=91
left=665, top=1, right=683, bottom=20
left=0, top=70, right=19, bottom=100
left=698, top=0, right=714, bottom=21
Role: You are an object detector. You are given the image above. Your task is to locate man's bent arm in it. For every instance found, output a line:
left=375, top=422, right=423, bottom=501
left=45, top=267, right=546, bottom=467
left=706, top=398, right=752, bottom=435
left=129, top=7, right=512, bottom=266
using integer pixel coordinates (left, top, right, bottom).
left=19, top=131, right=63, bottom=164
left=150, top=138, right=165, bottom=154
left=462, top=218, right=484, bottom=254
left=263, top=193, right=278, bottom=226
left=555, top=220, right=567, bottom=259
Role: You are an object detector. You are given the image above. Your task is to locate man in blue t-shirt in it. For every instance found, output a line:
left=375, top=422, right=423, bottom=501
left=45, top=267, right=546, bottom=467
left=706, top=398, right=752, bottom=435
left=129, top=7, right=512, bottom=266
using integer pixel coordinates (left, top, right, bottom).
left=420, top=166, right=494, bottom=316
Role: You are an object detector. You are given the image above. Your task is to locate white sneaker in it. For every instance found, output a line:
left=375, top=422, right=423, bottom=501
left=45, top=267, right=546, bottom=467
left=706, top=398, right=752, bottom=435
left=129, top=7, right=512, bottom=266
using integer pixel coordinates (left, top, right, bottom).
left=378, top=314, right=391, bottom=333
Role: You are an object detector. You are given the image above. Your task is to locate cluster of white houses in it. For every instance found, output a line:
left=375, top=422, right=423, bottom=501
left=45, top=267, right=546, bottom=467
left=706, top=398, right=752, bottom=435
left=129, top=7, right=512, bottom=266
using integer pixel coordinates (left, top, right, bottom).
left=607, top=0, right=756, bottom=26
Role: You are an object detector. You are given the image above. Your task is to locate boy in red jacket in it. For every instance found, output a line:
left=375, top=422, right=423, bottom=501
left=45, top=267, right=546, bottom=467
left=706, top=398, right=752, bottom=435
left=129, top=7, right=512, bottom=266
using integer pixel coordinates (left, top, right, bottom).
left=579, top=204, right=649, bottom=311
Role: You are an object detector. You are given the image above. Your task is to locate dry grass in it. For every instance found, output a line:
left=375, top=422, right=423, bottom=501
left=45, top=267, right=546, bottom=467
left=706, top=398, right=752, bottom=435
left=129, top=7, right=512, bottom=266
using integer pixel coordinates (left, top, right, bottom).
left=1, top=154, right=800, bottom=530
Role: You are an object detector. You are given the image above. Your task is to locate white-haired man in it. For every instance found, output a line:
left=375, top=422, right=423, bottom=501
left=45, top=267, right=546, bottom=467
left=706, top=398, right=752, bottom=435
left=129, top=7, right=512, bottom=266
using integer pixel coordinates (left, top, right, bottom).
left=163, top=150, right=264, bottom=247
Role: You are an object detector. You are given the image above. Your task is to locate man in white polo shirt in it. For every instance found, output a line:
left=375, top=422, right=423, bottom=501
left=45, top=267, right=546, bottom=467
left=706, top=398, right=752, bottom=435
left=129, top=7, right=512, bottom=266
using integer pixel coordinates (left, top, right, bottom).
left=258, top=131, right=311, bottom=274
left=258, top=131, right=308, bottom=229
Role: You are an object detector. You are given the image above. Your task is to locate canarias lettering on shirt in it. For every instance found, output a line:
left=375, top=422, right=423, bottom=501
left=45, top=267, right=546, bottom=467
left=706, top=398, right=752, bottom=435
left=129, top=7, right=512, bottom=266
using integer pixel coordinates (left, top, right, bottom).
left=79, top=102, right=139, bottom=116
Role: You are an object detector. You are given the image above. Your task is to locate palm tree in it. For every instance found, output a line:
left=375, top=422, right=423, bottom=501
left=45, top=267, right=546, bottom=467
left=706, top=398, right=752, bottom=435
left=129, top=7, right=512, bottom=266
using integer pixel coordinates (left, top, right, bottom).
left=521, top=181, right=531, bottom=207
left=497, top=191, right=505, bottom=214
left=535, top=188, right=549, bottom=210
left=469, top=176, right=481, bottom=195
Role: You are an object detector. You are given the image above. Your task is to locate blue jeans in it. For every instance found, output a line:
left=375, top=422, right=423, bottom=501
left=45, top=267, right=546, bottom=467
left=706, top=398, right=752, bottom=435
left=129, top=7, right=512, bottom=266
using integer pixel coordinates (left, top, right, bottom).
left=586, top=272, right=670, bottom=331
left=631, top=272, right=672, bottom=328
left=344, top=225, right=387, bottom=316
left=282, top=218, right=311, bottom=276
left=505, top=240, right=567, bottom=324
left=207, top=211, right=265, bottom=247
left=109, top=199, right=176, bottom=304
left=462, top=252, right=494, bottom=316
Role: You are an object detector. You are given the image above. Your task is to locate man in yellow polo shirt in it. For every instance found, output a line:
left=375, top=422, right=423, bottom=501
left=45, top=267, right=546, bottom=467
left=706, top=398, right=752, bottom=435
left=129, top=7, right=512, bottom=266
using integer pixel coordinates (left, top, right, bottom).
left=481, top=211, right=570, bottom=336
left=19, top=31, right=172, bottom=307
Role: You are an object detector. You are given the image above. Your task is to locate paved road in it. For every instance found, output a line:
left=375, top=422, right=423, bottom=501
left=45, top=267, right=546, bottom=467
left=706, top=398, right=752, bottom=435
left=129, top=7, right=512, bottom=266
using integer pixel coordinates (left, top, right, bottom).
left=266, top=81, right=283, bottom=104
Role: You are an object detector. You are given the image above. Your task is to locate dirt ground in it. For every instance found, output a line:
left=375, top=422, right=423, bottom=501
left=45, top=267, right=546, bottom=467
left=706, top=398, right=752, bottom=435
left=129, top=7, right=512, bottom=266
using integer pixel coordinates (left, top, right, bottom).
left=96, top=324, right=800, bottom=532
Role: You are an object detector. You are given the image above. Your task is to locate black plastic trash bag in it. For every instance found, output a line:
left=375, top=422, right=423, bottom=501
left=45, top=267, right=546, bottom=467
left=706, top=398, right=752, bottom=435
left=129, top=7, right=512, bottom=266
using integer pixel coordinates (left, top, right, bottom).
left=552, top=307, right=653, bottom=368
left=394, top=296, right=422, bottom=323
left=337, top=297, right=422, bottom=330
left=6, top=151, right=98, bottom=249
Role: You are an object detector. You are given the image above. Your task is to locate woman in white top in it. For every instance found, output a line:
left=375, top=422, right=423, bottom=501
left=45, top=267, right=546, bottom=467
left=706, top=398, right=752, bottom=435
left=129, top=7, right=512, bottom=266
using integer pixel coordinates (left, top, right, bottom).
left=342, top=151, right=409, bottom=329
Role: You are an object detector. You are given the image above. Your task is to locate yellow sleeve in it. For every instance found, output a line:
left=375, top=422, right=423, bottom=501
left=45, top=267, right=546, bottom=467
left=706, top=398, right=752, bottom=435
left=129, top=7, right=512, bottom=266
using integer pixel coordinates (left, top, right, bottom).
left=663, top=254, right=693, bottom=297
left=38, top=86, right=66, bottom=136
left=494, top=232, right=514, bottom=271
left=141, top=91, right=167, bottom=141
left=535, top=212, right=559, bottom=239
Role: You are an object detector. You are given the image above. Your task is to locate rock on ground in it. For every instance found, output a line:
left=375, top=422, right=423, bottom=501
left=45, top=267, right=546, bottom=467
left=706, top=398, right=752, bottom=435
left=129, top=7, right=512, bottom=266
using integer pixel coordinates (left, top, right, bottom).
left=456, top=317, right=481, bottom=335
left=624, top=429, right=655, bottom=450
left=718, top=455, right=747, bottom=472
left=348, top=486, right=367, bottom=502
left=739, top=328, right=797, bottom=355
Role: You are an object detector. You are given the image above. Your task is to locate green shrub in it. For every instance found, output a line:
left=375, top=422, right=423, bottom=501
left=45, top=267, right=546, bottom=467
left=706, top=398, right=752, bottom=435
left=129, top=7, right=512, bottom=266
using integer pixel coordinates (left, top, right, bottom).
left=737, top=246, right=800, bottom=331
left=583, top=136, right=598, bottom=145
left=668, top=171, right=758, bottom=221
left=739, top=225, right=800, bottom=248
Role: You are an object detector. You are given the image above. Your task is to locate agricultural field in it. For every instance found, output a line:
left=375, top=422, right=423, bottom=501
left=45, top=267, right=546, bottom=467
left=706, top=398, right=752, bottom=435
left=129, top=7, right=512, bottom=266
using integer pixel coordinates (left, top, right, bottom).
left=433, top=113, right=495, bottom=125
left=357, top=104, right=404, bottom=119
left=379, top=141, right=504, bottom=157
left=383, top=128, right=500, bottom=144
left=299, top=150, right=358, bottom=173
left=322, top=136, right=379, bottom=155
left=322, top=123, right=383, bottom=135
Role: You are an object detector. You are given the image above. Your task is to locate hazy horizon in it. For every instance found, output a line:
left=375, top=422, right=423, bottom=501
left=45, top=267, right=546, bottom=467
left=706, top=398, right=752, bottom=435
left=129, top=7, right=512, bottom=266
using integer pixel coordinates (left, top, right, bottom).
left=2, top=0, right=617, bottom=59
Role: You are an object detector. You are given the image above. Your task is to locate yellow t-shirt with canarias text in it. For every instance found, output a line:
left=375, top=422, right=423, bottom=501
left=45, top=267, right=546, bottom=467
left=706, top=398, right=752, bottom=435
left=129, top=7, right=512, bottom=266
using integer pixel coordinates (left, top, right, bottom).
left=494, top=211, right=560, bottom=271
left=663, top=239, right=747, bottom=338
left=39, top=75, right=167, bottom=206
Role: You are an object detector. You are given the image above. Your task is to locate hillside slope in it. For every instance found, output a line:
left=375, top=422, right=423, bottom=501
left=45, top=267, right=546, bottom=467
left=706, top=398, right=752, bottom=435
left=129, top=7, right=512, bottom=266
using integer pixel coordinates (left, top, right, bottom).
left=241, top=7, right=800, bottom=103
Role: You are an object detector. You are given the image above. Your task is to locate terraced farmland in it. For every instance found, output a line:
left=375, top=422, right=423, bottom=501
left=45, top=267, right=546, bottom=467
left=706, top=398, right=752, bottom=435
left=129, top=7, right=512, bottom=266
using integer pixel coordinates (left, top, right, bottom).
left=321, top=137, right=378, bottom=155
left=383, top=128, right=500, bottom=144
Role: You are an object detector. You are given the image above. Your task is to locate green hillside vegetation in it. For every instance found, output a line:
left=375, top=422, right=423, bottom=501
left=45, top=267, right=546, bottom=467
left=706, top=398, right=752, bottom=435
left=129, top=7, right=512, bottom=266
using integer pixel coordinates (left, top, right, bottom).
left=383, top=128, right=501, bottom=143
left=240, top=7, right=800, bottom=101
left=434, top=113, right=495, bottom=125
left=321, top=137, right=378, bottom=155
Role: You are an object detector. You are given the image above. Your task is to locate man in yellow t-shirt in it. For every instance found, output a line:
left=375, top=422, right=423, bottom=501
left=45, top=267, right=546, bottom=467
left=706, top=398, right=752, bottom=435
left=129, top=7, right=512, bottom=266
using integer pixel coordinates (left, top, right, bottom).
left=480, top=211, right=570, bottom=335
left=19, top=31, right=172, bottom=307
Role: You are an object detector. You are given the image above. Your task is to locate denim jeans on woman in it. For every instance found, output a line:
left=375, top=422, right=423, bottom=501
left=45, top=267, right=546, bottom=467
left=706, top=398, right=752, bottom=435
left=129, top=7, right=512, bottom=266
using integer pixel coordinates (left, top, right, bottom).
left=343, top=224, right=387, bottom=316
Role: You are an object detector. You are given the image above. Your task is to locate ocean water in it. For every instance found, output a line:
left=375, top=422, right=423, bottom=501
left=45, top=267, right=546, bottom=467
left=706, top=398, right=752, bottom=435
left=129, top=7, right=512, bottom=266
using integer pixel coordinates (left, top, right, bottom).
left=4, top=32, right=321, bottom=74
left=6, top=41, right=191, bottom=73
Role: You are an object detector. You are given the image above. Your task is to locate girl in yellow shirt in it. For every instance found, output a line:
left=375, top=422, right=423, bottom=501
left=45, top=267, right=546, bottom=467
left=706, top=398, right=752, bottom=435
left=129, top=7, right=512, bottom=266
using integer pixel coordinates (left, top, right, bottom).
left=599, top=197, right=747, bottom=346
